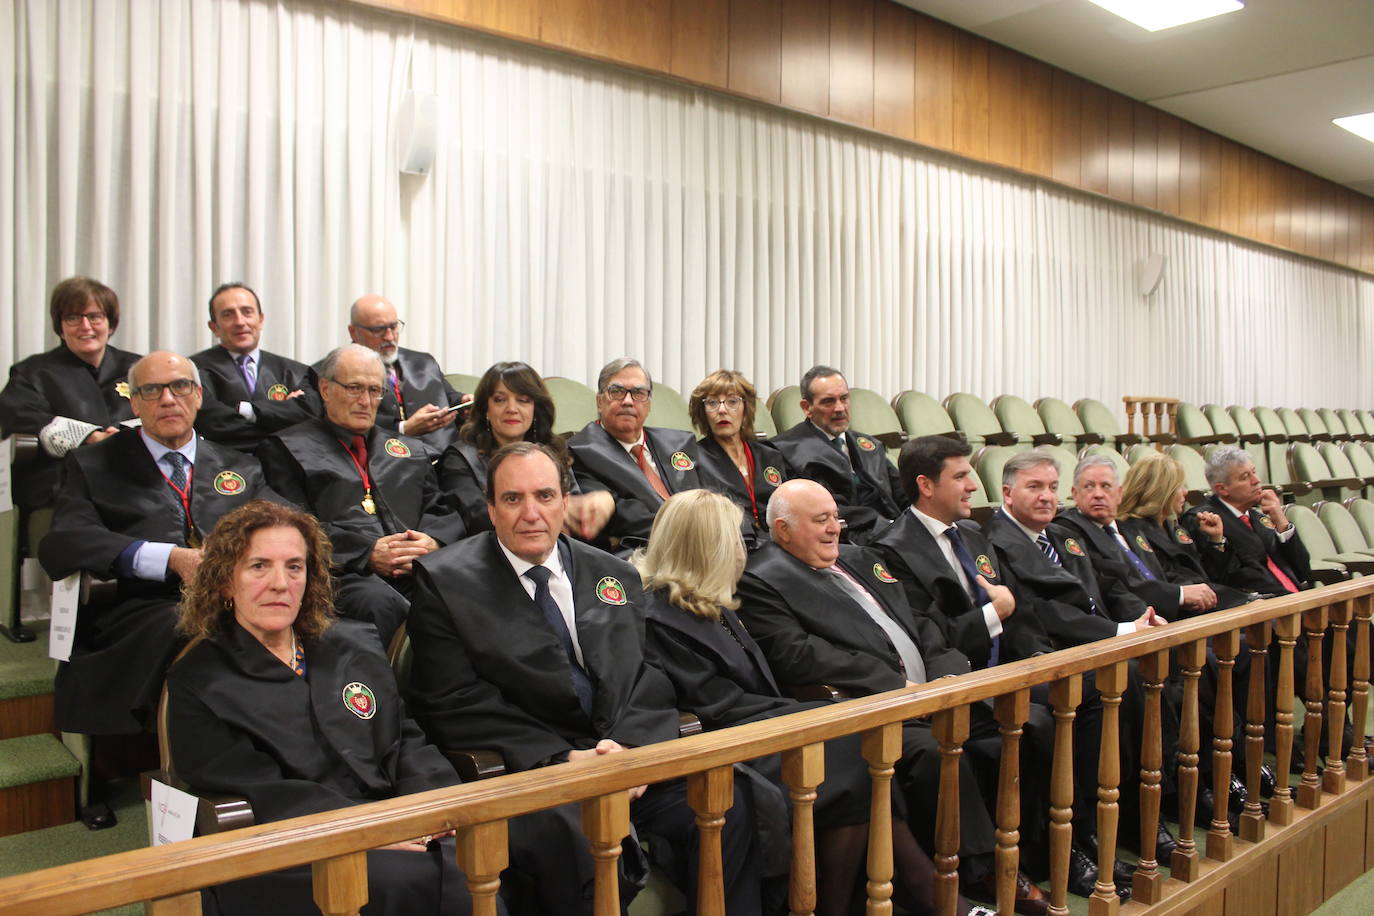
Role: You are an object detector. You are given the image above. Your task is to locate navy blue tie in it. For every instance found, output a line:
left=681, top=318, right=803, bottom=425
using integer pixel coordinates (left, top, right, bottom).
left=524, top=565, right=595, bottom=718
left=947, top=526, right=999, bottom=666
left=1107, top=524, right=1157, bottom=581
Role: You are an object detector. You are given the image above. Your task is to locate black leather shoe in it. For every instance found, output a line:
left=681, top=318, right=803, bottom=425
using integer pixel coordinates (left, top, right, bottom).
left=1074, top=835, right=1134, bottom=898
left=1067, top=843, right=1098, bottom=898
left=1154, top=822, right=1177, bottom=860
left=80, top=801, right=117, bottom=831
left=1259, top=763, right=1278, bottom=798
left=963, top=870, right=1050, bottom=916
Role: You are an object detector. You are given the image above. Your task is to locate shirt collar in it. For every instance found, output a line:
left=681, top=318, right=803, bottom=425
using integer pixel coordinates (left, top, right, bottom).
left=139, top=431, right=198, bottom=466
left=225, top=345, right=262, bottom=366
left=498, top=537, right=567, bottom=583
left=811, top=422, right=842, bottom=444
left=612, top=427, right=648, bottom=456
left=912, top=505, right=958, bottom=540
left=1218, top=497, right=1246, bottom=518
left=1000, top=506, right=1046, bottom=544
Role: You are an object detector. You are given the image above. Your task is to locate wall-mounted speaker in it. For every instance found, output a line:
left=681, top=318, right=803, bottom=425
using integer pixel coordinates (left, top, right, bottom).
left=396, top=90, right=437, bottom=176
left=1138, top=252, right=1167, bottom=297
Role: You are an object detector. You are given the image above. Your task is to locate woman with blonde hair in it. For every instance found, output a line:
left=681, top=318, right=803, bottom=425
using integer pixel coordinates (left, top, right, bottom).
left=1117, top=452, right=1247, bottom=611
left=635, top=489, right=983, bottom=916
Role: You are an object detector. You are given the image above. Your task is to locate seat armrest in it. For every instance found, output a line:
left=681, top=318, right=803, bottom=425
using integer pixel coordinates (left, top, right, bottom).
left=784, top=684, right=850, bottom=702
left=1031, top=432, right=1063, bottom=447
left=874, top=432, right=907, bottom=450
left=983, top=431, right=1018, bottom=447
left=1179, top=434, right=1223, bottom=446
left=1185, top=489, right=1209, bottom=507
left=442, top=749, right=507, bottom=781
left=678, top=712, right=703, bottom=738
left=1115, top=434, right=1143, bottom=448
left=140, top=770, right=255, bottom=835
left=1308, top=568, right=1350, bottom=586
left=1076, top=432, right=1105, bottom=445
left=1337, top=559, right=1374, bottom=576
left=1239, top=432, right=1264, bottom=444
left=939, top=430, right=968, bottom=444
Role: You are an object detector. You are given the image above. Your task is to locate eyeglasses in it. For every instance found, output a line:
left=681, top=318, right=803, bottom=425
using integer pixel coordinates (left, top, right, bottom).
left=328, top=378, right=385, bottom=401
left=704, top=397, right=743, bottom=411
left=604, top=384, right=652, bottom=403
left=61, top=311, right=108, bottom=327
left=131, top=378, right=198, bottom=401
left=352, top=320, right=405, bottom=336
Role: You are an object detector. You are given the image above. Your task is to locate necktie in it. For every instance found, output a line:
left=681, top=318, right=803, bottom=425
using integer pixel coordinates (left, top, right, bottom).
left=831, top=435, right=860, bottom=486
left=1038, top=532, right=1102, bottom=616
left=165, top=451, right=189, bottom=530
left=349, top=435, right=368, bottom=466
left=1108, top=524, right=1157, bottom=581
left=524, top=565, right=595, bottom=717
left=236, top=353, right=256, bottom=395
left=1239, top=513, right=1300, bottom=593
left=947, top=526, right=998, bottom=666
left=632, top=443, right=671, bottom=500
left=826, top=566, right=927, bottom=682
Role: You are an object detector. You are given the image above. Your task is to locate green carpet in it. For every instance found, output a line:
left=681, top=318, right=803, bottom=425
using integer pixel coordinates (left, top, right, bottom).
left=0, top=618, right=54, bottom=700
left=0, top=734, right=80, bottom=788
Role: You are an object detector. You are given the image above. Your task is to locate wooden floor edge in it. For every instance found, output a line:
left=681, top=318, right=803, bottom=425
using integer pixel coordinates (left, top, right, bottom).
left=1121, top=773, right=1374, bottom=914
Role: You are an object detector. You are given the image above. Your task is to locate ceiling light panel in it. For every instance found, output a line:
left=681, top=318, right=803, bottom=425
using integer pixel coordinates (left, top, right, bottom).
left=1086, top=0, right=1244, bottom=32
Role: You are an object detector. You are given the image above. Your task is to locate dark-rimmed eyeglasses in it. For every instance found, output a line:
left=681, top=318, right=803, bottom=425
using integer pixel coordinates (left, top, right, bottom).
left=61, top=311, right=108, bottom=327
left=131, top=378, right=198, bottom=401
left=328, top=378, right=385, bottom=401
left=604, top=384, right=652, bottom=403
left=352, top=320, right=405, bottom=336
left=704, top=397, right=743, bottom=411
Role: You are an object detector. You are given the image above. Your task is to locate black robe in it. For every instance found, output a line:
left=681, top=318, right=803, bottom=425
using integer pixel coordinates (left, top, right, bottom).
left=314, top=347, right=464, bottom=452
left=437, top=440, right=492, bottom=534
left=1117, top=516, right=1251, bottom=612
left=871, top=511, right=1053, bottom=667
left=695, top=437, right=790, bottom=545
left=768, top=421, right=902, bottom=544
left=190, top=346, right=320, bottom=452
left=1056, top=506, right=1185, bottom=617
left=1180, top=495, right=1312, bottom=595
left=38, top=429, right=281, bottom=733
left=0, top=344, right=140, bottom=508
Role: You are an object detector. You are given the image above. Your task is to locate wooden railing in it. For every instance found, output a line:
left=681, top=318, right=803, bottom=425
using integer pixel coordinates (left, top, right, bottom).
left=1124, top=397, right=1181, bottom=445
left=2, top=579, right=1372, bottom=915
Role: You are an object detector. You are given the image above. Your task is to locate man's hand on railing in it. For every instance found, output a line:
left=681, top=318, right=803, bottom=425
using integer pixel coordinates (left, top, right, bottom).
left=568, top=739, right=648, bottom=800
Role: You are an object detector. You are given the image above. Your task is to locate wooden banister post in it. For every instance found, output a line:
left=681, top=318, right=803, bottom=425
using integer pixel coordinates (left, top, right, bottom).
left=1171, top=639, right=1205, bottom=881
left=862, top=722, right=902, bottom=916
left=1240, top=621, right=1272, bottom=843
left=146, top=893, right=201, bottom=916
left=1298, top=607, right=1329, bottom=810
left=1090, top=662, right=1126, bottom=916
left=582, top=793, right=630, bottom=916
left=932, top=709, right=970, bottom=916
left=1124, top=401, right=1138, bottom=438
left=312, top=852, right=368, bottom=916
left=994, top=690, right=1030, bottom=916
left=1348, top=595, right=1372, bottom=781
left=1047, top=675, right=1082, bottom=916
left=457, top=820, right=509, bottom=916
left=1325, top=599, right=1352, bottom=795
left=1206, top=629, right=1240, bottom=862
left=782, top=743, right=825, bottom=916
left=1271, top=613, right=1301, bottom=825
left=688, top=765, right=735, bottom=916
left=1133, top=650, right=1168, bottom=904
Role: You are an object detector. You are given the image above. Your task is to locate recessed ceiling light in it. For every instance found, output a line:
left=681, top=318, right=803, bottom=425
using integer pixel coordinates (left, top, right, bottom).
left=1086, top=0, right=1244, bottom=32
left=1333, top=112, right=1374, bottom=144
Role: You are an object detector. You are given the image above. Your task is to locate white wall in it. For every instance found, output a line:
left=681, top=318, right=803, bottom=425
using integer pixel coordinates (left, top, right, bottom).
left=4, top=0, right=1372, bottom=413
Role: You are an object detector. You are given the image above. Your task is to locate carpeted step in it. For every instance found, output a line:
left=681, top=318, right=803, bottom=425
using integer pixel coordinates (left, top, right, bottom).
left=0, top=619, right=56, bottom=739
left=0, top=734, right=79, bottom=836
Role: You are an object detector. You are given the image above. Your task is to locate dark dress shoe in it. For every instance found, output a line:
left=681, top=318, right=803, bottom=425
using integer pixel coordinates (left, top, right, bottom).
left=1070, top=837, right=1134, bottom=898
left=1154, top=822, right=1177, bottom=860
left=80, top=801, right=118, bottom=831
left=1259, top=763, right=1278, bottom=798
left=1066, top=843, right=1098, bottom=898
left=964, top=870, right=1050, bottom=916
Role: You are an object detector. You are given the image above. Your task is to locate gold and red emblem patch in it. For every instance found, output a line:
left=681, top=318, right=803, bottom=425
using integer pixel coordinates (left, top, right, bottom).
left=857, top=437, right=877, bottom=451
left=670, top=451, right=695, bottom=471
left=1134, top=534, right=1154, bottom=552
left=596, top=576, right=627, bottom=605
left=1175, top=528, right=1194, bottom=545
left=384, top=438, right=411, bottom=458
left=1259, top=515, right=1275, bottom=529
left=342, top=682, right=377, bottom=719
left=213, top=470, right=246, bottom=496
left=267, top=383, right=290, bottom=401
left=975, top=554, right=995, bottom=578
left=115, top=381, right=130, bottom=399
left=1063, top=537, right=1086, bottom=557
left=763, top=466, right=782, bottom=486
left=872, top=563, right=898, bottom=584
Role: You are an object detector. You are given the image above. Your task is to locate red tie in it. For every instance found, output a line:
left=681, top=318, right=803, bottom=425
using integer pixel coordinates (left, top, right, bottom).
left=1240, top=514, right=1299, bottom=593
left=632, top=443, right=671, bottom=500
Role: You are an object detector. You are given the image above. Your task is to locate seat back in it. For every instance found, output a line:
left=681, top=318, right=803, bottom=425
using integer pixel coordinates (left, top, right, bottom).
left=972, top=446, right=1021, bottom=502
left=1346, top=498, right=1374, bottom=548
left=892, top=390, right=958, bottom=439
left=1318, top=408, right=1348, bottom=440
left=1318, top=501, right=1374, bottom=555
left=1226, top=405, right=1265, bottom=444
left=1337, top=408, right=1367, bottom=441
left=1203, top=405, right=1242, bottom=443
left=1276, top=407, right=1309, bottom=441
left=992, top=394, right=1054, bottom=445
left=849, top=387, right=905, bottom=448
left=1036, top=397, right=1087, bottom=450
left=646, top=382, right=694, bottom=432
left=387, top=623, right=413, bottom=699
left=1042, top=444, right=1080, bottom=504
left=1285, top=503, right=1342, bottom=565
left=768, top=386, right=806, bottom=434
left=1176, top=402, right=1222, bottom=443
left=1289, top=442, right=1332, bottom=484
left=1252, top=406, right=1288, bottom=442
left=753, top=398, right=777, bottom=439
left=543, top=376, right=600, bottom=437
left=1359, top=410, right=1374, bottom=438
left=946, top=393, right=1017, bottom=449
left=444, top=373, right=484, bottom=397
left=1125, top=443, right=1156, bottom=465
left=1343, top=443, right=1374, bottom=496
left=1166, top=444, right=1211, bottom=502
left=1297, top=408, right=1329, bottom=441
left=1074, top=398, right=1126, bottom=448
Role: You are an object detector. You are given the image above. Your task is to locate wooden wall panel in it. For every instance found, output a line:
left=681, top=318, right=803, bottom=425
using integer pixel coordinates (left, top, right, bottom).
left=872, top=2, right=916, bottom=141
left=1278, top=829, right=1326, bottom=914
left=829, top=0, right=874, bottom=128
left=358, top=0, right=1373, bottom=275
left=1223, top=860, right=1277, bottom=916
left=1324, top=805, right=1368, bottom=898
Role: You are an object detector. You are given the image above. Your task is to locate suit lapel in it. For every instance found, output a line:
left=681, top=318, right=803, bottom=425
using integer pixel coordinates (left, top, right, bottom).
left=645, top=429, right=696, bottom=495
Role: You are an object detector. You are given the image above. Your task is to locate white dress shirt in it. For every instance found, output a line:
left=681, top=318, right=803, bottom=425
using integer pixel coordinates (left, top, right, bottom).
left=131, top=433, right=199, bottom=580
left=498, top=539, right=585, bottom=665
left=910, top=507, right=1002, bottom=640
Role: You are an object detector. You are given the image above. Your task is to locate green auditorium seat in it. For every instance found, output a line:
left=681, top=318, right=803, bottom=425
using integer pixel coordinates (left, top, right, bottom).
left=968, top=470, right=996, bottom=525
left=1166, top=444, right=1211, bottom=506
left=1345, top=498, right=1374, bottom=549
left=1286, top=442, right=1345, bottom=506
left=543, top=376, right=599, bottom=437
left=1317, top=501, right=1374, bottom=559
left=646, top=382, right=693, bottom=433
left=768, top=386, right=805, bottom=434
left=1201, top=404, right=1243, bottom=445
left=753, top=398, right=777, bottom=439
left=849, top=387, right=907, bottom=450
left=1251, top=406, right=1289, bottom=443
left=1296, top=407, right=1331, bottom=442
left=1318, top=442, right=1367, bottom=501
left=1078, top=444, right=1131, bottom=483
left=1317, top=407, right=1349, bottom=442
left=1342, top=443, right=1374, bottom=498
left=1284, top=504, right=1361, bottom=580
left=1042, top=444, right=1081, bottom=504
left=1074, top=398, right=1142, bottom=452
left=1035, top=397, right=1093, bottom=451
left=1176, top=402, right=1232, bottom=446
left=892, top=390, right=962, bottom=441
left=1337, top=408, right=1369, bottom=441
left=1276, top=406, right=1311, bottom=442
left=1356, top=409, right=1374, bottom=438
left=991, top=394, right=1062, bottom=447
left=945, top=393, right=1019, bottom=450
left=1125, top=443, right=1156, bottom=465
left=1225, top=405, right=1266, bottom=445
left=444, top=373, right=483, bottom=398
left=972, top=446, right=1021, bottom=504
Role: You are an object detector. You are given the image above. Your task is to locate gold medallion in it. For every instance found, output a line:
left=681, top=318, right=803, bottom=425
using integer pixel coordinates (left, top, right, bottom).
left=362, top=494, right=377, bottom=515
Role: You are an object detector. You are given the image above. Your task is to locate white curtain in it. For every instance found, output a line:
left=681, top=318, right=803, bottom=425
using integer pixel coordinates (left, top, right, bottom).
left=4, top=0, right=1372, bottom=418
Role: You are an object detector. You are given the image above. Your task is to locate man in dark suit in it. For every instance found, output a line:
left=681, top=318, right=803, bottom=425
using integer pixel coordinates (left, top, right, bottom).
left=768, top=365, right=903, bottom=544
left=872, top=435, right=1052, bottom=667
left=342, top=294, right=464, bottom=451
left=39, top=350, right=282, bottom=824
left=258, top=344, right=465, bottom=647
left=1181, top=445, right=1311, bottom=595
left=190, top=282, right=318, bottom=452
left=736, top=478, right=1049, bottom=914
left=408, top=442, right=763, bottom=914
left=568, top=357, right=714, bottom=552
left=1057, top=454, right=1220, bottom=620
